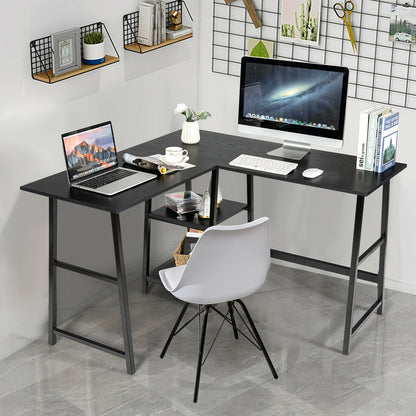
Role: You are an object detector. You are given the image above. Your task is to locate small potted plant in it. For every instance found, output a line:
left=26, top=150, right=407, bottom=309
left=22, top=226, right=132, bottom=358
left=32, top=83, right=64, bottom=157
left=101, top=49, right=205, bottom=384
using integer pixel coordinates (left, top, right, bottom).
left=83, top=31, right=105, bottom=65
left=174, top=103, right=211, bottom=144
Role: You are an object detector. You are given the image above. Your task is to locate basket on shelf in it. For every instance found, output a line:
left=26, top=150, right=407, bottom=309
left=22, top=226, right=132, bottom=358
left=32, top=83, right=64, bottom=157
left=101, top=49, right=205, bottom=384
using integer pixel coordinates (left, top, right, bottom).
left=174, top=236, right=189, bottom=266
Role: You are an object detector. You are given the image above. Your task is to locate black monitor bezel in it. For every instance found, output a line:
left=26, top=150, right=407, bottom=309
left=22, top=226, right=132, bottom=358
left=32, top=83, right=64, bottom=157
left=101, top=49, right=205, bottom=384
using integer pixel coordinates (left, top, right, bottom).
left=238, top=57, right=349, bottom=142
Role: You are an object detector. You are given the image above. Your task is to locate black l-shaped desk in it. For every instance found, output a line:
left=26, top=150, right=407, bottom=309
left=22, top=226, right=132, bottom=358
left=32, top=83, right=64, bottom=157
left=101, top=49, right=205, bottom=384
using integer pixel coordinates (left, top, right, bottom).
left=20, top=130, right=407, bottom=375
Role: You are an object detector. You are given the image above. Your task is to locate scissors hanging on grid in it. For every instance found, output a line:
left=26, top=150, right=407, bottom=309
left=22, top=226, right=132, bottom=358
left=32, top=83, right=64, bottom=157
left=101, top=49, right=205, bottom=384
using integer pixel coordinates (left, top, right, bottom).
left=333, top=1, right=358, bottom=53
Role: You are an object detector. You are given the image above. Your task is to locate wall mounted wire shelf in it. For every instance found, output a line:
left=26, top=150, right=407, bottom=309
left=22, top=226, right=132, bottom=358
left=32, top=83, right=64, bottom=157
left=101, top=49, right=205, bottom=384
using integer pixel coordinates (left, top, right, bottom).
left=123, top=0, right=193, bottom=54
left=30, top=22, right=119, bottom=84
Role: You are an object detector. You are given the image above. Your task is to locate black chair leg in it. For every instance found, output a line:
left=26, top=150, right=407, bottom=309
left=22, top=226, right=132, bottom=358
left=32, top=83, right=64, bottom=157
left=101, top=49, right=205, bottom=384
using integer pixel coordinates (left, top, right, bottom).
left=194, top=304, right=211, bottom=403
left=161, top=302, right=189, bottom=359
left=228, top=301, right=239, bottom=339
left=235, top=299, right=278, bottom=380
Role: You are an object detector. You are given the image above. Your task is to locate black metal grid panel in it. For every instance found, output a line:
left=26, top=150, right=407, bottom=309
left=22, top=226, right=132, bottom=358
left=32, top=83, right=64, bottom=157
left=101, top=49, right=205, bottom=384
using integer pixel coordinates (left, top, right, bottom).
left=123, top=0, right=184, bottom=48
left=212, top=0, right=416, bottom=110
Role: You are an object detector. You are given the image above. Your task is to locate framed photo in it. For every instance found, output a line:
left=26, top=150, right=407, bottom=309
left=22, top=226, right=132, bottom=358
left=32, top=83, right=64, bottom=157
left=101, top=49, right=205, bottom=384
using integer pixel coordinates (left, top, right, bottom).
left=51, top=27, right=81, bottom=76
left=280, top=0, right=321, bottom=46
left=389, top=4, right=416, bottom=44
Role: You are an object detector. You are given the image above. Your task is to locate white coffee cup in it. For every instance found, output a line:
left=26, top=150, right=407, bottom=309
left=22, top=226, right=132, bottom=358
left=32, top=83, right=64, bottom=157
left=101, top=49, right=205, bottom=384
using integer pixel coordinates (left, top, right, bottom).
left=165, top=146, right=188, bottom=164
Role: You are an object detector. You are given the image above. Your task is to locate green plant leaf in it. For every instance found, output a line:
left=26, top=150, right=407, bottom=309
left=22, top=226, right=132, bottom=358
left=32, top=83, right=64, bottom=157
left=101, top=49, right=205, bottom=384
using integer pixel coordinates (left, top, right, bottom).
left=250, top=41, right=269, bottom=58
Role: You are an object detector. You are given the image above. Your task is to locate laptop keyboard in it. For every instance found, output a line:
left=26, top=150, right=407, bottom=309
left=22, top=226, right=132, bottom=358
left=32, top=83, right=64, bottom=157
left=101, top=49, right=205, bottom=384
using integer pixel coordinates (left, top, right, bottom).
left=79, top=169, right=136, bottom=189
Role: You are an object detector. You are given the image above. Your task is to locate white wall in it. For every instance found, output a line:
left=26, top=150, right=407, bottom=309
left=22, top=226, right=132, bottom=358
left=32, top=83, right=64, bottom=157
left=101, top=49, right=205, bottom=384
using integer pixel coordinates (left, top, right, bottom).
left=197, top=2, right=414, bottom=294
left=0, top=0, right=200, bottom=359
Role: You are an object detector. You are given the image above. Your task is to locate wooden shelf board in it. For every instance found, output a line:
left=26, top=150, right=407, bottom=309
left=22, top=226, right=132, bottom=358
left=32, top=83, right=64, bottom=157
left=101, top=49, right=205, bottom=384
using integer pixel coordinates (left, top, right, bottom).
left=33, top=55, right=119, bottom=84
left=124, top=33, right=193, bottom=54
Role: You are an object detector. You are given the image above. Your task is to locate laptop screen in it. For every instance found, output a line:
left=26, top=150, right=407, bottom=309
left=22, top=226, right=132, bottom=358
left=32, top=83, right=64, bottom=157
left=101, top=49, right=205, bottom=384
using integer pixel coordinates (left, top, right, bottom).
left=62, top=121, right=118, bottom=182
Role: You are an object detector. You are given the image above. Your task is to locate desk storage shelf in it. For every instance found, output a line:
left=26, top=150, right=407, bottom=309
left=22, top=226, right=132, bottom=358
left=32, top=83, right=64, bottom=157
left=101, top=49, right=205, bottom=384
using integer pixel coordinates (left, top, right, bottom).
left=148, top=199, right=248, bottom=230
left=123, top=0, right=193, bottom=54
left=30, top=22, right=119, bottom=84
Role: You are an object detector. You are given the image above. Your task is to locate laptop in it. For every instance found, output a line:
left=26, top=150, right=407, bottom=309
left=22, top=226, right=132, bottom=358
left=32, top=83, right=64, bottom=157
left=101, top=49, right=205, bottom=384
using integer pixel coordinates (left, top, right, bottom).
left=61, top=121, right=157, bottom=196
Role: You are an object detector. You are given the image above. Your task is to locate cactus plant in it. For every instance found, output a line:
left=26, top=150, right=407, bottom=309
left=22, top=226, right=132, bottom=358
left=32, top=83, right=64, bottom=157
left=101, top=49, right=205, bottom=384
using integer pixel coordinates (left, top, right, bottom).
left=281, top=24, right=295, bottom=38
left=295, top=0, right=319, bottom=41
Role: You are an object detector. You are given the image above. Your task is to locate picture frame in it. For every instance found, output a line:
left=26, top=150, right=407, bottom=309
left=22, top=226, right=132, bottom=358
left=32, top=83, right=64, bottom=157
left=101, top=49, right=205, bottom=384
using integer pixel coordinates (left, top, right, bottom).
left=389, top=4, right=416, bottom=44
left=51, top=27, right=81, bottom=76
left=279, top=0, right=321, bottom=46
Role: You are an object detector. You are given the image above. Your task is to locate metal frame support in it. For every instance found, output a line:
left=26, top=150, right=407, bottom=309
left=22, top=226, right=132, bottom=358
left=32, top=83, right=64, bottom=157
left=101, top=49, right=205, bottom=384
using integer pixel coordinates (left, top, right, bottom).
left=246, top=174, right=254, bottom=222
left=48, top=198, right=58, bottom=345
left=111, top=213, right=135, bottom=375
left=209, top=169, right=219, bottom=226
left=342, top=196, right=365, bottom=354
left=142, top=199, right=152, bottom=293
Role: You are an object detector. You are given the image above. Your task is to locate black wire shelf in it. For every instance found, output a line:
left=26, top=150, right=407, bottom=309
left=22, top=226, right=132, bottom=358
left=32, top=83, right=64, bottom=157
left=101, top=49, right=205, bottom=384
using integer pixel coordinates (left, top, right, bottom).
left=123, top=0, right=193, bottom=54
left=30, top=22, right=119, bottom=84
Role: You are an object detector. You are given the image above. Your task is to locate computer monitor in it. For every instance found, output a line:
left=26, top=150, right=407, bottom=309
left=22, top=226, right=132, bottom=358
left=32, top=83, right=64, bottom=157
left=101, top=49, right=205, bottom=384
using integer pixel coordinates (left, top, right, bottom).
left=238, top=57, right=349, bottom=160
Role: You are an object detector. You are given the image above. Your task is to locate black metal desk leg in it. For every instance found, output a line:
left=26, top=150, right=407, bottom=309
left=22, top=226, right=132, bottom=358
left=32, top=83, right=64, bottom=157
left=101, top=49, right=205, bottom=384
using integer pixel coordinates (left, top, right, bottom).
left=343, top=195, right=365, bottom=355
left=48, top=198, right=57, bottom=345
left=377, top=182, right=390, bottom=315
left=141, top=199, right=152, bottom=293
left=246, top=174, right=254, bottom=222
left=111, top=213, right=135, bottom=375
left=209, top=169, right=219, bottom=226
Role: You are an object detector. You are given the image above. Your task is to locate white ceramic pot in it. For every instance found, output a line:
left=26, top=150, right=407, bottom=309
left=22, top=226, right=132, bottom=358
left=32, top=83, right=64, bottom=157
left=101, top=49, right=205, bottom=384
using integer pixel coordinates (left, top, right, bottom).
left=83, top=42, right=105, bottom=65
left=181, top=121, right=200, bottom=144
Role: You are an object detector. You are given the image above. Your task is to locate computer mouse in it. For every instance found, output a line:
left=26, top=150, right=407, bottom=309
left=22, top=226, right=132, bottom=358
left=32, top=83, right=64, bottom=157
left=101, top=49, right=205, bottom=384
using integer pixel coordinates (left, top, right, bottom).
left=302, top=168, right=324, bottom=178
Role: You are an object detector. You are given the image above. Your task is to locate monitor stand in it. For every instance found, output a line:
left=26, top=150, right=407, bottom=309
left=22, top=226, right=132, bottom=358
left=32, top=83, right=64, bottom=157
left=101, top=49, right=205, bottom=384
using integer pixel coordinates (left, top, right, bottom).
left=267, top=140, right=310, bottom=161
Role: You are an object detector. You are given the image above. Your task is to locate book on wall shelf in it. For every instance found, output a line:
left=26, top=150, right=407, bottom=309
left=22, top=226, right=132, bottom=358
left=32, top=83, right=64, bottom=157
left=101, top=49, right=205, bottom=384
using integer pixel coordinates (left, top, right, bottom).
left=356, top=106, right=399, bottom=173
left=138, top=0, right=167, bottom=47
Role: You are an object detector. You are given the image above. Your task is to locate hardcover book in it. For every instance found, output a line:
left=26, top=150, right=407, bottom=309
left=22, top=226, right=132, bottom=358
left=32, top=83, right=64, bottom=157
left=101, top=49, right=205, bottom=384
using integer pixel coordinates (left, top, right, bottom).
left=365, top=107, right=387, bottom=171
left=138, top=2, right=154, bottom=46
left=374, top=110, right=399, bottom=173
left=356, top=106, right=381, bottom=170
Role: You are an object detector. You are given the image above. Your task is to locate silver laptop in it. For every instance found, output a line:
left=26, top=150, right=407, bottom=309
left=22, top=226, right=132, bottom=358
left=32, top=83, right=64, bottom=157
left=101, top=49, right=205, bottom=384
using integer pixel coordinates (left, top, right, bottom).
left=61, top=121, right=156, bottom=196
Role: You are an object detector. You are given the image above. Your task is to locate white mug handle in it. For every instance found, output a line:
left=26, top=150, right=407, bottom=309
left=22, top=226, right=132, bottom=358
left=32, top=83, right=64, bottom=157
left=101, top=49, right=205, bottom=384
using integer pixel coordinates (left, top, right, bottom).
left=182, top=150, right=188, bottom=157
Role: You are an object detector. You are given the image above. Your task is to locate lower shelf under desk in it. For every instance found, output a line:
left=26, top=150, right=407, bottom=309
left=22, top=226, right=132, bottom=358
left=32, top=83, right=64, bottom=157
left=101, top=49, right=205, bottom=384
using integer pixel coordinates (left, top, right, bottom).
left=148, top=199, right=248, bottom=230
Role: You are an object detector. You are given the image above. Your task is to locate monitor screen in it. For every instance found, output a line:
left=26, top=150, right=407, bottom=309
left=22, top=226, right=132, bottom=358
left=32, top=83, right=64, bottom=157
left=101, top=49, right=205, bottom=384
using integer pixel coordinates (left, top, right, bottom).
left=238, top=57, right=349, bottom=154
left=62, top=121, right=118, bottom=182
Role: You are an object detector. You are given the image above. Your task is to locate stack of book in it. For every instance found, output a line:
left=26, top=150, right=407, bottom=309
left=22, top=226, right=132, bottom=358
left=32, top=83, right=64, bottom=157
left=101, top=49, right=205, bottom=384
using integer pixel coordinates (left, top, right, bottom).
left=138, top=0, right=167, bottom=46
left=356, top=107, right=399, bottom=173
left=165, top=191, right=202, bottom=214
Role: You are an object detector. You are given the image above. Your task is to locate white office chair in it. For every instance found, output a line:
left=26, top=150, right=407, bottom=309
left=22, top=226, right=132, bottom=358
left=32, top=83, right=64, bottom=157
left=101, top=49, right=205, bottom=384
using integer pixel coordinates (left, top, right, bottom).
left=159, top=217, right=278, bottom=403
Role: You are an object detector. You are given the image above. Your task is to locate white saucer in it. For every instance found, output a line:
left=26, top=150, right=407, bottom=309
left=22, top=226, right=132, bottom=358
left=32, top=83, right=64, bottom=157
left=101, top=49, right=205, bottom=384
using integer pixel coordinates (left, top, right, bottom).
left=159, top=155, right=189, bottom=165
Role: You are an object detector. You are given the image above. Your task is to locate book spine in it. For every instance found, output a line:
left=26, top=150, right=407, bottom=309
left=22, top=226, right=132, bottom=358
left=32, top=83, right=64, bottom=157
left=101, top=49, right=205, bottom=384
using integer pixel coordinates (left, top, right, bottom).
left=161, top=2, right=166, bottom=42
left=356, top=111, right=369, bottom=169
left=374, top=116, right=385, bottom=171
left=365, top=112, right=380, bottom=171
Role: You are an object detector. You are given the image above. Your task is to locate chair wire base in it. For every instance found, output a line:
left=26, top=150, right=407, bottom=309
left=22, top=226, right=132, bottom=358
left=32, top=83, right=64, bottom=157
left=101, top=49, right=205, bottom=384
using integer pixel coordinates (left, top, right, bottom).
left=160, top=299, right=278, bottom=402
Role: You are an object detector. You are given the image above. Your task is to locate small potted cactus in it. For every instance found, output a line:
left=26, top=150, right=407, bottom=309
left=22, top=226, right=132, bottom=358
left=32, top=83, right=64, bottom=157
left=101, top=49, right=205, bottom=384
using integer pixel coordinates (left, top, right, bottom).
left=83, top=31, right=105, bottom=65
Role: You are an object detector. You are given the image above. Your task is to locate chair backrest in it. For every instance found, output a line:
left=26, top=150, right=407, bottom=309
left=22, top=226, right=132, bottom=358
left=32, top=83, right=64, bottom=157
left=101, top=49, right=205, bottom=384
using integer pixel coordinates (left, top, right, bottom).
left=173, top=217, right=271, bottom=305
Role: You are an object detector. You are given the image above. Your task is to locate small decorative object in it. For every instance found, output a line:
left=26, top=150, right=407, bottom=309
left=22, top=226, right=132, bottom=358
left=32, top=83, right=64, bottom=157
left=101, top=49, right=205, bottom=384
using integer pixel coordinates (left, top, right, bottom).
left=174, top=103, right=212, bottom=144
left=247, top=38, right=274, bottom=58
left=209, top=179, right=223, bottom=207
left=333, top=1, right=357, bottom=53
left=51, top=27, right=81, bottom=76
left=83, top=31, right=105, bottom=65
left=280, top=0, right=321, bottom=46
left=198, top=190, right=211, bottom=218
left=169, top=10, right=183, bottom=30
left=389, top=4, right=416, bottom=44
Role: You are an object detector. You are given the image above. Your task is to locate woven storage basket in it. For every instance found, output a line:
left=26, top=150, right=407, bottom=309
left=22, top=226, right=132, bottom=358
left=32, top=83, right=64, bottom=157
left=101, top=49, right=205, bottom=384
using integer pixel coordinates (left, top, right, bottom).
left=174, top=236, right=189, bottom=266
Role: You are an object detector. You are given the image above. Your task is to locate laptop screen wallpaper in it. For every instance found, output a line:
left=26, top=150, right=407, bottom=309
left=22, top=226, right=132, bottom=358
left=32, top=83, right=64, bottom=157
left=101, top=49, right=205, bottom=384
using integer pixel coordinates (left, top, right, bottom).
left=63, top=123, right=117, bottom=181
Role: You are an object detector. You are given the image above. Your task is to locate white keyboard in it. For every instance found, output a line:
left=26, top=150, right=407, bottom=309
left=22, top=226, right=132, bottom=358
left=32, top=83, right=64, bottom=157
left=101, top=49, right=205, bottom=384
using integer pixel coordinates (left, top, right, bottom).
left=229, top=154, right=298, bottom=176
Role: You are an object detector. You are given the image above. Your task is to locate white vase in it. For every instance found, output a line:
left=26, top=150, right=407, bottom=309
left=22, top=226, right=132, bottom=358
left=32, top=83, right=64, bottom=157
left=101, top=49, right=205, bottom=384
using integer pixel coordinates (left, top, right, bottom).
left=83, top=42, right=105, bottom=65
left=181, top=121, right=200, bottom=144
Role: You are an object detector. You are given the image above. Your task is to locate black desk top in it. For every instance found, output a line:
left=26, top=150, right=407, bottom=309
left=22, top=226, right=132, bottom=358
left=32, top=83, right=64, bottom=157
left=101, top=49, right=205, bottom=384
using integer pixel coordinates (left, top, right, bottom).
left=20, top=130, right=407, bottom=213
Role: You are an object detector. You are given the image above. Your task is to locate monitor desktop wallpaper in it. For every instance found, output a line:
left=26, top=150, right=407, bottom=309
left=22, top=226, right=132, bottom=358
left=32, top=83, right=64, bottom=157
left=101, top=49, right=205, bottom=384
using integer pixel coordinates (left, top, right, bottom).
left=243, top=63, right=345, bottom=130
left=63, top=124, right=117, bottom=181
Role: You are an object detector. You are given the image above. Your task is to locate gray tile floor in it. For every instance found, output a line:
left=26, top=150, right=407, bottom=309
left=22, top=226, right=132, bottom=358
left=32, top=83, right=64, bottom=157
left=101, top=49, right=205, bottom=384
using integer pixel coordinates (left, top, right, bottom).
left=2, top=264, right=416, bottom=416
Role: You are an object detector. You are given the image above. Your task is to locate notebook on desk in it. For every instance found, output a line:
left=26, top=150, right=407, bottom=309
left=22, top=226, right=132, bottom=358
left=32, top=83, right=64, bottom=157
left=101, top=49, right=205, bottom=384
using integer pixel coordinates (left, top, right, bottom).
left=61, top=121, right=156, bottom=196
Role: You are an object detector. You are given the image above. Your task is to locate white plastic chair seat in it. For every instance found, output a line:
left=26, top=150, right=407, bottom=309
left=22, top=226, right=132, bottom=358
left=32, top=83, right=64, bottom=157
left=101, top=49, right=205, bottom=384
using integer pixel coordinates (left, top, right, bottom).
left=159, top=217, right=271, bottom=305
